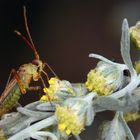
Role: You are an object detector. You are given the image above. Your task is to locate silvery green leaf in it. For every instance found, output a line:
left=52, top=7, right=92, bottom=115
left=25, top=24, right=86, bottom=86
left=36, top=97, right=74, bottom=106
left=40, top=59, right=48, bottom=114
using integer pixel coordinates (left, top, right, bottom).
left=24, top=101, right=42, bottom=110
left=0, top=112, right=20, bottom=127
left=31, top=131, right=58, bottom=140
left=93, top=96, right=125, bottom=111
left=96, top=61, right=124, bottom=90
left=121, top=19, right=136, bottom=76
left=132, top=87, right=140, bottom=102
left=5, top=110, right=53, bottom=136
left=81, top=93, right=96, bottom=126
left=88, top=53, right=127, bottom=72
left=89, top=53, right=119, bottom=66
left=98, top=112, right=135, bottom=140
left=59, top=80, right=74, bottom=93
left=98, top=121, right=111, bottom=140
left=94, top=96, right=139, bottom=112
left=85, top=103, right=94, bottom=126
left=72, top=83, right=88, bottom=96
left=56, top=80, right=87, bottom=99
left=98, top=112, right=127, bottom=140
left=17, top=107, right=50, bottom=118
left=36, top=102, right=56, bottom=111
left=122, top=75, right=130, bottom=87
left=119, top=112, right=135, bottom=140
left=56, top=91, right=74, bottom=100
left=30, top=132, right=45, bottom=140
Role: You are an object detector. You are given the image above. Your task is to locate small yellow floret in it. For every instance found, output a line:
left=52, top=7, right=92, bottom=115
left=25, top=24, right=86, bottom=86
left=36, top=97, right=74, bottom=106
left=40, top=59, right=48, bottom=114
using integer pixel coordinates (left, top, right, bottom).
left=40, top=95, right=48, bottom=101
left=40, top=77, right=75, bottom=102
left=66, top=129, right=71, bottom=135
left=134, top=61, right=140, bottom=74
left=56, top=106, right=84, bottom=135
left=40, top=77, right=60, bottom=101
left=85, top=70, right=113, bottom=96
left=0, top=129, right=6, bottom=140
left=130, top=23, right=140, bottom=50
left=58, top=123, right=66, bottom=131
left=48, top=77, right=58, bottom=85
left=124, top=112, right=140, bottom=122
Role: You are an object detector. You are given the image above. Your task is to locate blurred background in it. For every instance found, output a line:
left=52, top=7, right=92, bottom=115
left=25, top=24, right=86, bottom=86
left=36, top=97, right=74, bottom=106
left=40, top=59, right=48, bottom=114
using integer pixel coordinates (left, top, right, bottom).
left=0, top=0, right=140, bottom=139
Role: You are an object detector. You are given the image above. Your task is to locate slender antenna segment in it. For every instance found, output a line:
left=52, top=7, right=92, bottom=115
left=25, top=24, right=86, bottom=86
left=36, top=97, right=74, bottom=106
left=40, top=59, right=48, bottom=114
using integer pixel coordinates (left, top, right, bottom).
left=45, top=63, right=59, bottom=79
left=42, top=70, right=49, bottom=81
left=15, top=30, right=35, bottom=52
left=23, top=6, right=39, bottom=60
left=19, top=6, right=59, bottom=80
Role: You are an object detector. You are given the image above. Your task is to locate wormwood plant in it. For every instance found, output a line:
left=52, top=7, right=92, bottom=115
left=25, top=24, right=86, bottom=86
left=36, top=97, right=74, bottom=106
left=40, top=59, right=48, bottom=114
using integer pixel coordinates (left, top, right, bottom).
left=0, top=19, right=140, bottom=140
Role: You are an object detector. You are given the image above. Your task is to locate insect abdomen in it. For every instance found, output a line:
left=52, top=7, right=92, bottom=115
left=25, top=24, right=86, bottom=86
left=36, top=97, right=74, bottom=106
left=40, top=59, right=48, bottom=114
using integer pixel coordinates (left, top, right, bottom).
left=0, top=85, right=21, bottom=117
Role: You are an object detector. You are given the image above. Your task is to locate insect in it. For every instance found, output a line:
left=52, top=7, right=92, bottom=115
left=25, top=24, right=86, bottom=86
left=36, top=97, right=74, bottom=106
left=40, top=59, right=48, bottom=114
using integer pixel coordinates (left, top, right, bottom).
left=0, top=6, right=57, bottom=117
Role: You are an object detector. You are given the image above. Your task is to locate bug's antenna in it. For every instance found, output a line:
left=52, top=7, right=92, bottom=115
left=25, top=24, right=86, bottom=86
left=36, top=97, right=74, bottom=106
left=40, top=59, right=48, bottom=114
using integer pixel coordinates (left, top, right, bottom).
left=23, top=6, right=39, bottom=60
left=44, top=63, right=59, bottom=78
left=42, top=70, right=49, bottom=81
left=15, top=30, right=35, bottom=51
left=19, top=6, right=59, bottom=79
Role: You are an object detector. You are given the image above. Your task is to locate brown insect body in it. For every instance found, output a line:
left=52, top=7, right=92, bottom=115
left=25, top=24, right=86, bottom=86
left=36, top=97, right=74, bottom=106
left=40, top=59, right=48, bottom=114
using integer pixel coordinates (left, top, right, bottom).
left=0, top=61, right=44, bottom=117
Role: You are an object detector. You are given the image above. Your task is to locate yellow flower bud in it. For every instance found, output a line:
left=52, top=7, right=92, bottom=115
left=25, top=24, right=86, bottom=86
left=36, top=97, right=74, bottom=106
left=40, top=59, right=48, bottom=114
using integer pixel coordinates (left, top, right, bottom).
left=58, top=123, right=66, bottom=131
left=56, top=106, right=84, bottom=135
left=0, top=129, right=7, bottom=140
left=40, top=95, right=48, bottom=101
left=40, top=77, right=75, bottom=102
left=48, top=77, right=58, bottom=85
left=130, top=22, right=140, bottom=49
left=134, top=61, right=140, bottom=74
left=123, top=112, right=140, bottom=122
left=85, top=61, right=122, bottom=96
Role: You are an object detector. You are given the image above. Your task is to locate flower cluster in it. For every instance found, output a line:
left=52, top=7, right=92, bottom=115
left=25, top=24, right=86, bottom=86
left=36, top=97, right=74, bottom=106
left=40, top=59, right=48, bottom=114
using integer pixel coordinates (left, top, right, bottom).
left=41, top=77, right=75, bottom=101
left=55, top=93, right=95, bottom=135
left=85, top=61, right=123, bottom=96
left=56, top=106, right=84, bottom=135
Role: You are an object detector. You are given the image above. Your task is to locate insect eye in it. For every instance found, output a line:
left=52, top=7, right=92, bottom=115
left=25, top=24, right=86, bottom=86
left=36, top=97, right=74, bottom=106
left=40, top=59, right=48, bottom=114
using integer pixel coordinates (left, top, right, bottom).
left=32, top=59, right=39, bottom=66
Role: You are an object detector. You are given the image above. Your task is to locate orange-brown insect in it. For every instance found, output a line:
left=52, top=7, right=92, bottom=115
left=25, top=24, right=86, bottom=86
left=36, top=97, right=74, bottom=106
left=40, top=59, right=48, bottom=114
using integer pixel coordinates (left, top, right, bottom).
left=0, top=6, right=57, bottom=117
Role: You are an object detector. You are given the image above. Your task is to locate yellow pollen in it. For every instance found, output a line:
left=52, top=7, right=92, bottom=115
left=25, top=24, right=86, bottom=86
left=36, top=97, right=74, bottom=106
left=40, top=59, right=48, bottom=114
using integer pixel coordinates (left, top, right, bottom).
left=56, top=106, right=84, bottom=135
left=85, top=69, right=113, bottom=96
left=124, top=112, right=140, bottom=122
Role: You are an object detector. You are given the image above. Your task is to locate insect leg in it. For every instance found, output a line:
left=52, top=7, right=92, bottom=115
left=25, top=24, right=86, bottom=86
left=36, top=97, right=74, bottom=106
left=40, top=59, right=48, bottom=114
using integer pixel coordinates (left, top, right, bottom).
left=0, top=69, right=26, bottom=103
left=11, top=69, right=26, bottom=94
left=4, top=69, right=14, bottom=91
